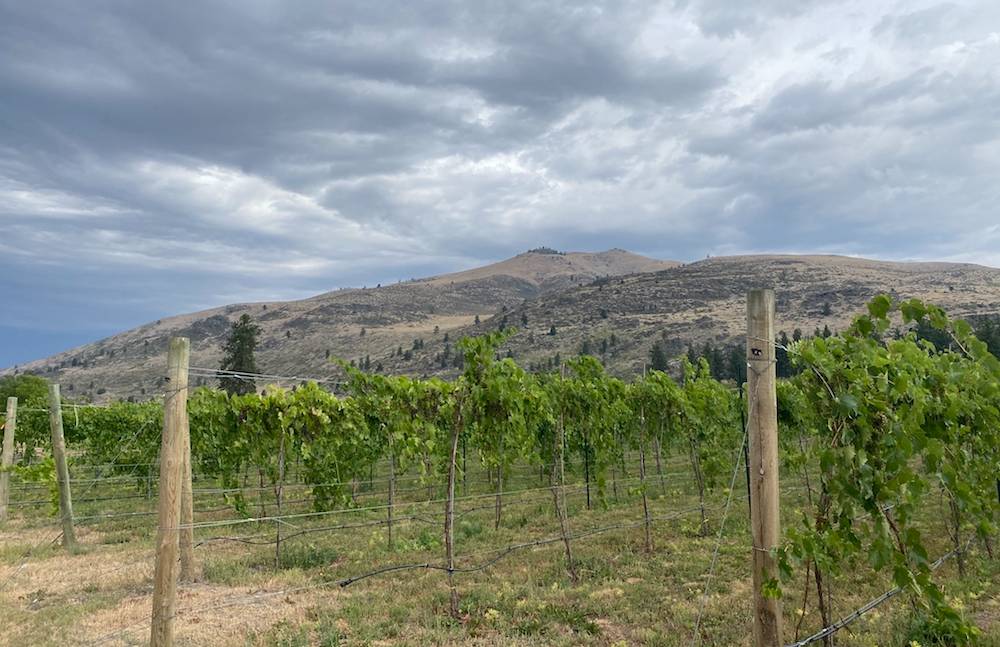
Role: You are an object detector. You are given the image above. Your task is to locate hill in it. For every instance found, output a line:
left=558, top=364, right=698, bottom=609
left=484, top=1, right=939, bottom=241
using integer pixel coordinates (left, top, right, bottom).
left=8, top=252, right=1000, bottom=401
left=3, top=249, right=678, bottom=400
left=408, top=254, right=1000, bottom=377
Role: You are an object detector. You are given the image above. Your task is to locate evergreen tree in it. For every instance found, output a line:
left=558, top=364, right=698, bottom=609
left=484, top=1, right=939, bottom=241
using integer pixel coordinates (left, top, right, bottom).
left=521, top=313, right=528, bottom=326
left=649, top=340, right=670, bottom=372
left=776, top=331, right=792, bottom=378
left=581, top=339, right=592, bottom=356
left=548, top=325, right=557, bottom=336
left=710, top=344, right=725, bottom=379
left=727, top=345, right=745, bottom=385
left=686, top=344, right=699, bottom=366
left=219, top=314, right=262, bottom=395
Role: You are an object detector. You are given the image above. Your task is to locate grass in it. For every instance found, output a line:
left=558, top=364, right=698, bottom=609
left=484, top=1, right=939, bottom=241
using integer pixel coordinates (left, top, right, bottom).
left=0, top=455, right=997, bottom=646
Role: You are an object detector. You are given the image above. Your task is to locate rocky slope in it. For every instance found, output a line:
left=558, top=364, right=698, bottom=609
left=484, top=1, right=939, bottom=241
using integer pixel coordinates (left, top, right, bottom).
left=3, top=249, right=677, bottom=400
left=409, top=254, right=1000, bottom=378
left=8, top=252, right=1000, bottom=401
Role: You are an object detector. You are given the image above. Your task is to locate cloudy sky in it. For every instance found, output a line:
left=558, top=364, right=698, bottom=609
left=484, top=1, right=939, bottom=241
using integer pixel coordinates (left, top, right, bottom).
left=2, top=0, right=999, bottom=366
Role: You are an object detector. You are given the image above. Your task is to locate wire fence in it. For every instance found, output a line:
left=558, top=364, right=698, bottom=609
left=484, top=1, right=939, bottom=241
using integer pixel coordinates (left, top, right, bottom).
left=4, top=350, right=994, bottom=647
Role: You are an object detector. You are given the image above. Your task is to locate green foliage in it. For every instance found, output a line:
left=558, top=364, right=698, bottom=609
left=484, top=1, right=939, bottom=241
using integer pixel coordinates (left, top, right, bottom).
left=13, top=458, right=58, bottom=515
left=0, top=374, right=49, bottom=406
left=20, top=295, right=993, bottom=643
left=775, top=295, right=999, bottom=643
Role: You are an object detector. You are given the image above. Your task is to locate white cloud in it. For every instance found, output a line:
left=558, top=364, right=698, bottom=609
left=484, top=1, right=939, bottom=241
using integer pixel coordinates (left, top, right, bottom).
left=1, top=0, right=998, bottom=348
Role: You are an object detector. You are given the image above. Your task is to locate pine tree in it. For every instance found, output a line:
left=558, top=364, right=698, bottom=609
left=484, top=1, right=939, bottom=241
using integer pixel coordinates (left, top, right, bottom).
left=548, top=325, right=557, bottom=336
left=686, top=344, right=699, bottom=366
left=649, top=341, right=670, bottom=372
left=219, top=314, right=261, bottom=395
left=727, top=345, right=745, bottom=384
left=776, top=331, right=792, bottom=378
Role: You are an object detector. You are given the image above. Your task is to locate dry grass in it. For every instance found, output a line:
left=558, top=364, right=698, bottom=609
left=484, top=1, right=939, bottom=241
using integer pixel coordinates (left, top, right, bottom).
left=1, top=457, right=997, bottom=647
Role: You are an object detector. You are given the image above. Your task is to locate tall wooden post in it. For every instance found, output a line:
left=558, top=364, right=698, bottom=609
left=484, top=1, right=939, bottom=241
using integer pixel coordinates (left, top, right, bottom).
left=48, top=384, right=76, bottom=548
left=150, top=337, right=190, bottom=647
left=0, top=397, right=17, bottom=523
left=747, top=289, right=783, bottom=647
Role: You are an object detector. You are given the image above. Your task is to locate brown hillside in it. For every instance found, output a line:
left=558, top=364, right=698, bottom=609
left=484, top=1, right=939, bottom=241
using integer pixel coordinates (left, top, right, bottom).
left=407, top=254, right=1000, bottom=378
left=4, top=249, right=677, bottom=400
left=8, top=253, right=1000, bottom=401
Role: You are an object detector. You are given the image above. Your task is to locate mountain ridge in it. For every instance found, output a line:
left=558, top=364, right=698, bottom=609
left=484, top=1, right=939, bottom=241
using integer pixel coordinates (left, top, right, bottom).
left=6, top=250, right=1000, bottom=401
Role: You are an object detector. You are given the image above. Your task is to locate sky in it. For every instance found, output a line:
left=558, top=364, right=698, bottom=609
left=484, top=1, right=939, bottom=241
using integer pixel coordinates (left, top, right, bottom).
left=2, top=1, right=999, bottom=367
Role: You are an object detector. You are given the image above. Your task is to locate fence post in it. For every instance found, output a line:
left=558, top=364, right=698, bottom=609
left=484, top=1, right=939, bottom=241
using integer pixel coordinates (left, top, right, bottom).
left=747, top=289, right=783, bottom=647
left=150, top=337, right=190, bottom=647
left=0, top=397, right=17, bottom=523
left=48, top=384, right=76, bottom=548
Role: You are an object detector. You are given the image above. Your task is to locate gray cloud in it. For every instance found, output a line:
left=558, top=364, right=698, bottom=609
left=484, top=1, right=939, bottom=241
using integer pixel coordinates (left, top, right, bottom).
left=1, top=0, right=999, bottom=365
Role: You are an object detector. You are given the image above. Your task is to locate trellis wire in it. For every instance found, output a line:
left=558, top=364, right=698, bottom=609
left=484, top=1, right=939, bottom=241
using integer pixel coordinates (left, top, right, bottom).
left=692, top=373, right=756, bottom=645
left=785, top=538, right=976, bottom=647
left=87, top=504, right=706, bottom=646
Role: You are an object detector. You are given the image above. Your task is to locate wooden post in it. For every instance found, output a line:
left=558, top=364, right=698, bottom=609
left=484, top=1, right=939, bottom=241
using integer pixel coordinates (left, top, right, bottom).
left=746, top=290, right=783, bottom=647
left=444, top=405, right=462, bottom=617
left=48, top=384, right=76, bottom=548
left=150, top=337, right=190, bottom=647
left=0, top=397, right=17, bottom=523
left=179, top=410, right=194, bottom=582
left=553, top=363, right=578, bottom=581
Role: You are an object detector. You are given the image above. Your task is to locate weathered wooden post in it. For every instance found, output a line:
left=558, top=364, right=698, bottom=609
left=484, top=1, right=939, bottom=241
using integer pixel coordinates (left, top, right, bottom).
left=747, top=289, right=783, bottom=647
left=0, top=397, right=17, bottom=522
left=49, top=384, right=76, bottom=548
left=150, top=337, right=189, bottom=647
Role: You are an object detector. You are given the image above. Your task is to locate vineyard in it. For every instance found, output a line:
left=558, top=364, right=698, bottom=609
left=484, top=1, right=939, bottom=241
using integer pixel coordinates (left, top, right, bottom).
left=0, top=292, right=997, bottom=646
